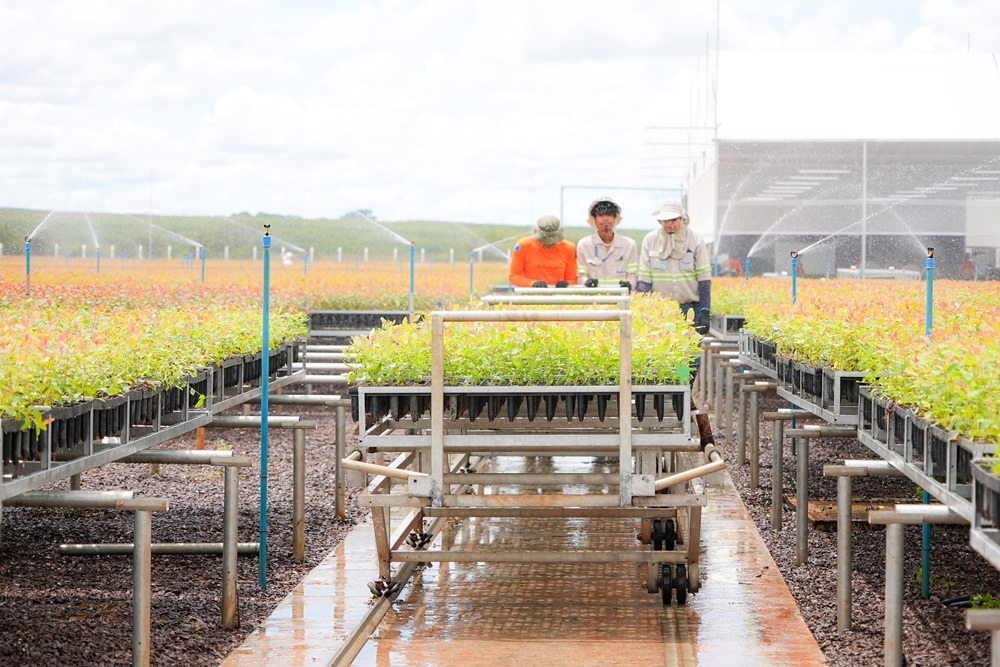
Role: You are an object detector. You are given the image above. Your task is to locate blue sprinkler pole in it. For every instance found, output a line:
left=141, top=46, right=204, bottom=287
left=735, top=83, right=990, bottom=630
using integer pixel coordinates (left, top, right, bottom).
left=24, top=237, right=31, bottom=297
left=409, top=243, right=415, bottom=320
left=790, top=251, right=798, bottom=304
left=96, top=247, right=101, bottom=274
left=469, top=251, right=475, bottom=295
left=744, top=257, right=750, bottom=282
left=303, top=251, right=309, bottom=277
left=200, top=247, right=207, bottom=282
left=921, top=247, right=934, bottom=599
left=259, top=225, right=272, bottom=590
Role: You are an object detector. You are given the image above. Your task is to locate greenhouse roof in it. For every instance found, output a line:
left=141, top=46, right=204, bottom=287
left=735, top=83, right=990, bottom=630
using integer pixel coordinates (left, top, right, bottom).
left=716, top=52, right=1000, bottom=141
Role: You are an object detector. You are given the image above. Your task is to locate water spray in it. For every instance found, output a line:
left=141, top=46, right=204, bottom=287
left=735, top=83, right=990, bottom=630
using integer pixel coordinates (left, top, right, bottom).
left=259, top=224, right=272, bottom=590
left=409, top=243, right=415, bottom=321
left=469, top=251, right=475, bottom=295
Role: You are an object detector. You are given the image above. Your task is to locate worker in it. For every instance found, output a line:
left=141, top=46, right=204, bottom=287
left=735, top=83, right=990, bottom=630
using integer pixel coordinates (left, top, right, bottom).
left=637, top=199, right=712, bottom=334
left=508, top=215, right=577, bottom=287
left=958, top=253, right=977, bottom=280
left=577, top=198, right=638, bottom=290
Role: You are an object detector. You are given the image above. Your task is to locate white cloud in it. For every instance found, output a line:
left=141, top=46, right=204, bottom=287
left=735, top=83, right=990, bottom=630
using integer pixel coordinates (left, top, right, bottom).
left=1, top=0, right=999, bottom=227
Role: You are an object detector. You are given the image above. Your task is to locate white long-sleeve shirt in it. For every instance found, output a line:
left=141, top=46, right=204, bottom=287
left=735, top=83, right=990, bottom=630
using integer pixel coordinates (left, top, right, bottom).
left=637, top=226, right=711, bottom=304
left=576, top=233, right=639, bottom=287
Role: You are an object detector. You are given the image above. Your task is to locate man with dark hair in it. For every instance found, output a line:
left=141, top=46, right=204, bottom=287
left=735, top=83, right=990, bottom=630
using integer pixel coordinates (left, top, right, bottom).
left=576, top=198, right=638, bottom=291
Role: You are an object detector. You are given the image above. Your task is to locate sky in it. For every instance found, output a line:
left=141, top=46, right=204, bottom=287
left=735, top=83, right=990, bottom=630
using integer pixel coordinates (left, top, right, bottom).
left=1, top=0, right=999, bottom=230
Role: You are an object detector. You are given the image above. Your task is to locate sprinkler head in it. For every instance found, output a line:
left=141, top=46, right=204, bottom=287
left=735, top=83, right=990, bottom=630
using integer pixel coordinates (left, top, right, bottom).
left=927, top=247, right=934, bottom=258
left=263, top=224, right=271, bottom=236
left=790, top=251, right=798, bottom=259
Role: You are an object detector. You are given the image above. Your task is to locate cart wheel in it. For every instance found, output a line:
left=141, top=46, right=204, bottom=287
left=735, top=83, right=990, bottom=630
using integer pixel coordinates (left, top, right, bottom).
left=652, top=519, right=663, bottom=551
left=674, top=564, right=688, bottom=605
left=660, top=564, right=672, bottom=605
left=665, top=519, right=676, bottom=551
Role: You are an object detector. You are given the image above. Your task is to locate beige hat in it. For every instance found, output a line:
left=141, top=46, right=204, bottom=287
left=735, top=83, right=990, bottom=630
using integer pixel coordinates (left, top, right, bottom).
left=587, top=198, right=622, bottom=229
left=651, top=199, right=688, bottom=222
left=533, top=215, right=564, bottom=245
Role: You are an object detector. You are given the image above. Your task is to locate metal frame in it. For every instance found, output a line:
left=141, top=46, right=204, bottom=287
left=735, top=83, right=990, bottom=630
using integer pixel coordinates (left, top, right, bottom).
left=0, top=343, right=302, bottom=502
left=350, top=308, right=708, bottom=602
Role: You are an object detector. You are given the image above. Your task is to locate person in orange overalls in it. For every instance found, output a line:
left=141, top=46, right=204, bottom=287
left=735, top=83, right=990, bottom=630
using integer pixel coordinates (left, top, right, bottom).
left=508, top=215, right=578, bottom=288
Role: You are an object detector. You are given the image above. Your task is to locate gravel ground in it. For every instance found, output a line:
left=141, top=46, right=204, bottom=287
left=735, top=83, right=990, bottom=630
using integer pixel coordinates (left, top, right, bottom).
left=0, top=401, right=366, bottom=667
left=3, top=387, right=999, bottom=666
left=718, top=392, right=1000, bottom=667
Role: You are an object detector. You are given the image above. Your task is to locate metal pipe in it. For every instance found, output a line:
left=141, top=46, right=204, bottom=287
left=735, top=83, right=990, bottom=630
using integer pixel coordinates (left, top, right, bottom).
left=724, top=365, right=734, bottom=444
left=965, top=610, right=1000, bottom=664
left=391, top=549, right=691, bottom=563
left=210, top=416, right=317, bottom=429
left=771, top=420, right=784, bottom=530
left=6, top=490, right=134, bottom=508
left=290, top=362, right=349, bottom=373
left=260, top=226, right=272, bottom=591
left=222, top=466, right=240, bottom=628
left=249, top=394, right=348, bottom=407
left=293, top=428, right=305, bottom=561
left=796, top=436, right=809, bottom=565
left=58, top=542, right=259, bottom=556
left=884, top=522, right=904, bottom=667
left=435, top=309, right=627, bottom=322
left=298, top=374, right=348, bottom=386
left=480, top=295, right=629, bottom=306
left=341, top=457, right=427, bottom=481
left=737, top=382, right=747, bottom=465
left=749, top=390, right=760, bottom=488
left=121, top=450, right=235, bottom=465
left=714, top=351, right=724, bottom=415
left=443, top=472, right=618, bottom=485
left=837, top=475, right=852, bottom=632
left=133, top=510, right=152, bottom=667
left=335, top=406, right=346, bottom=518
left=655, top=447, right=724, bottom=491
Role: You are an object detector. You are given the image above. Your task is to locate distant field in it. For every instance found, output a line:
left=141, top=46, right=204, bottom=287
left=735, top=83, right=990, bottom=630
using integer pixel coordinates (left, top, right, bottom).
left=0, top=208, right=648, bottom=263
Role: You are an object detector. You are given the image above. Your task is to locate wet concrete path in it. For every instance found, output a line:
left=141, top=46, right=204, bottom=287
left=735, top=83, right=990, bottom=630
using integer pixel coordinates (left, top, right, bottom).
left=224, top=464, right=826, bottom=666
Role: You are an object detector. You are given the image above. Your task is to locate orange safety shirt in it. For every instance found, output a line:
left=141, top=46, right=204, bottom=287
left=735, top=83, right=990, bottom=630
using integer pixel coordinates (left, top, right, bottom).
left=508, top=236, right=578, bottom=287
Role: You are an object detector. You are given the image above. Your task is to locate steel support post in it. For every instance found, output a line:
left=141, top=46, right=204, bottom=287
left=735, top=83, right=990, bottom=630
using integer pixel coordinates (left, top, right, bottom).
left=771, top=420, right=784, bottom=530
left=796, top=436, right=810, bottom=565
left=222, top=465, right=239, bottom=628
left=884, top=522, right=904, bottom=667
left=335, top=406, right=346, bottom=518
left=293, top=428, right=305, bottom=561
left=132, top=510, right=152, bottom=667
left=737, top=384, right=747, bottom=465
left=714, top=351, right=724, bottom=415
left=966, top=610, right=1000, bottom=665
left=724, top=364, right=734, bottom=444
left=749, top=391, right=760, bottom=488
left=837, top=475, right=852, bottom=632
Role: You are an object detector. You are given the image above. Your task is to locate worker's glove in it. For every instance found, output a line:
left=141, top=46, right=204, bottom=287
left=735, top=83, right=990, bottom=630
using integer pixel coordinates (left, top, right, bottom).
left=555, top=281, right=570, bottom=288
left=635, top=280, right=652, bottom=293
left=531, top=280, right=548, bottom=288
left=694, top=308, right=710, bottom=335
left=584, top=277, right=599, bottom=288
left=618, top=280, right=632, bottom=293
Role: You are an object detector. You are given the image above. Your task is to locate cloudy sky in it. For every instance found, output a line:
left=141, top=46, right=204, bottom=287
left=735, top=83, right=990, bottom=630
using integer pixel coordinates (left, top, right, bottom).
left=2, top=0, right=999, bottom=229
